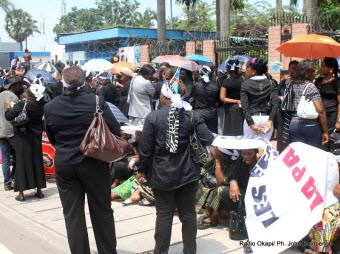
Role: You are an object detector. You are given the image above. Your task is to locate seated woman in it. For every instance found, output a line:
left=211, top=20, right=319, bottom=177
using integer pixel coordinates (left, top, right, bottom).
left=111, top=130, right=155, bottom=205
left=122, top=172, right=155, bottom=206
left=196, top=147, right=240, bottom=229
left=306, top=156, right=340, bottom=254
left=226, top=148, right=263, bottom=253
left=111, top=130, right=140, bottom=189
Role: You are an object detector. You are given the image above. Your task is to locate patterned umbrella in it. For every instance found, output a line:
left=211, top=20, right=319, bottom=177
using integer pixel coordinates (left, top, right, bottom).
left=105, top=101, right=129, bottom=123
left=33, top=63, right=58, bottom=73
left=152, top=55, right=200, bottom=71
left=24, top=70, right=54, bottom=84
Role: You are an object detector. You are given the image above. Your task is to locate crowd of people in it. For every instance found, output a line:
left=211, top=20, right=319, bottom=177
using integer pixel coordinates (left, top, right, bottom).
left=0, top=52, right=340, bottom=254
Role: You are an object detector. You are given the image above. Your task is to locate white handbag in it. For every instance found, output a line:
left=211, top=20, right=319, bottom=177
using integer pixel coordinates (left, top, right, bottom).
left=296, top=83, right=318, bottom=119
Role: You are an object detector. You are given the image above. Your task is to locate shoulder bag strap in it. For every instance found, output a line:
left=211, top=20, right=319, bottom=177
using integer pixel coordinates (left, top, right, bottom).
left=302, top=83, right=312, bottom=96
left=23, top=100, right=28, bottom=111
left=95, top=95, right=102, bottom=114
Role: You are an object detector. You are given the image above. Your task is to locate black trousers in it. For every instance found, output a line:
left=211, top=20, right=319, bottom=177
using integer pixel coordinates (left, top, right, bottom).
left=55, top=157, right=117, bottom=254
left=153, top=181, right=198, bottom=254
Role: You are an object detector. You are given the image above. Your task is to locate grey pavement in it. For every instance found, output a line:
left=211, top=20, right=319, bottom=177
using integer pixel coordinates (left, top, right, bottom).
left=0, top=165, right=300, bottom=254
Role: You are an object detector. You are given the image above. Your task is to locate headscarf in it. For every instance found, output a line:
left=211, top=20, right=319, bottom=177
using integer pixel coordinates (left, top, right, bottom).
left=199, top=66, right=211, bottom=83
left=227, top=62, right=241, bottom=71
left=161, top=72, right=192, bottom=153
left=29, top=84, right=46, bottom=101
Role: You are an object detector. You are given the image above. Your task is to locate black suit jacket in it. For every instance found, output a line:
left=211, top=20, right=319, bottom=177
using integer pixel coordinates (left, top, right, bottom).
left=44, top=90, right=121, bottom=167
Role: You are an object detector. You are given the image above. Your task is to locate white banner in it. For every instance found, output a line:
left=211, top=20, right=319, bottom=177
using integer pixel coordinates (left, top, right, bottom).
left=212, top=136, right=339, bottom=254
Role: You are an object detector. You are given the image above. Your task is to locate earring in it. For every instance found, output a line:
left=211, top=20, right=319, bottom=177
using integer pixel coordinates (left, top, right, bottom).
left=330, top=70, right=333, bottom=73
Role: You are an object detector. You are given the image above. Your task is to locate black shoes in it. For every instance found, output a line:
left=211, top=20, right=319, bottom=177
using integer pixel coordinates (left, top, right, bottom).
left=34, top=193, right=44, bottom=199
left=15, top=195, right=25, bottom=202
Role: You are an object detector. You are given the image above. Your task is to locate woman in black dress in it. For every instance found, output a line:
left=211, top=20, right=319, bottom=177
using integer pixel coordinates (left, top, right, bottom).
left=192, top=66, right=220, bottom=133
left=220, top=59, right=245, bottom=136
left=315, top=57, right=340, bottom=151
left=5, top=84, right=46, bottom=201
left=276, top=60, right=299, bottom=153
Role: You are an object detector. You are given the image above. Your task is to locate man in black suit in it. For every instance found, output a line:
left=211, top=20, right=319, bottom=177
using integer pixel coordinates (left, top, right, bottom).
left=98, top=72, right=119, bottom=106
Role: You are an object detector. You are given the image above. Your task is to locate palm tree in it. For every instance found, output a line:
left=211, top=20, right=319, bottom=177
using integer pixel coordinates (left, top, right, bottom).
left=0, top=0, right=14, bottom=12
left=5, top=9, right=40, bottom=51
left=176, top=0, right=198, bottom=31
left=220, top=0, right=231, bottom=40
left=157, top=0, right=166, bottom=41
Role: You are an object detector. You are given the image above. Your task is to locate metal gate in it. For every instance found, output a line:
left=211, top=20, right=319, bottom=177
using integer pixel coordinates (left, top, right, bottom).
left=215, top=36, right=268, bottom=67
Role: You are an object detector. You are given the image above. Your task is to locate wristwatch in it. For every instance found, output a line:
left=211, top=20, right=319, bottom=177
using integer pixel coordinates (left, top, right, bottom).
left=337, top=119, right=340, bottom=123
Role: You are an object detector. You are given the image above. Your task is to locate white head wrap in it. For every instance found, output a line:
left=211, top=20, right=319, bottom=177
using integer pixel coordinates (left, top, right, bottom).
left=199, top=66, right=211, bottom=83
left=29, top=84, right=46, bottom=101
left=161, top=83, right=192, bottom=111
left=33, top=76, right=43, bottom=86
left=228, top=63, right=241, bottom=71
left=62, top=79, right=86, bottom=90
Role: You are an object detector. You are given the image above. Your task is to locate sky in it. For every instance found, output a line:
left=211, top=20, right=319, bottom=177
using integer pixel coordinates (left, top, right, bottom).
left=0, top=0, right=301, bottom=52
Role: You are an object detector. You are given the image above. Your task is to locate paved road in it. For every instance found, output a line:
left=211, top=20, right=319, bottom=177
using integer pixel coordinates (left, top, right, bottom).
left=0, top=165, right=300, bottom=254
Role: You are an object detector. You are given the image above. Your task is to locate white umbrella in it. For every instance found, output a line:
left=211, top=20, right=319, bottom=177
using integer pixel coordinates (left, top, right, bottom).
left=81, top=59, right=113, bottom=73
left=33, top=63, right=58, bottom=73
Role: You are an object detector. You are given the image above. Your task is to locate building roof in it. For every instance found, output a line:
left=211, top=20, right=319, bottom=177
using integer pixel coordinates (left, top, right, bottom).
left=0, top=42, right=21, bottom=52
left=58, top=27, right=216, bottom=45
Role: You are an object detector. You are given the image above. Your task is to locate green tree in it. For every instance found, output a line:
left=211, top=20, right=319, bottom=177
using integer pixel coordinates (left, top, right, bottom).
left=175, top=0, right=216, bottom=33
left=0, top=0, right=13, bottom=12
left=95, top=0, right=141, bottom=27
left=136, top=9, right=157, bottom=29
left=5, top=9, right=40, bottom=51
left=53, top=7, right=103, bottom=34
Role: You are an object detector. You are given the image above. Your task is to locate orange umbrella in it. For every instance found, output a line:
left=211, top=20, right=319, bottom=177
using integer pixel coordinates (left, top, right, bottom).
left=106, top=61, right=136, bottom=74
left=276, top=34, right=340, bottom=60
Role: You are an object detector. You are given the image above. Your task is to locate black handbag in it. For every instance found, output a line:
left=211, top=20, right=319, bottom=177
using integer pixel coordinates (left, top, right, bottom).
left=11, top=101, right=29, bottom=127
left=189, top=111, right=210, bottom=165
left=329, top=128, right=340, bottom=153
left=229, top=200, right=248, bottom=241
left=201, top=171, right=218, bottom=188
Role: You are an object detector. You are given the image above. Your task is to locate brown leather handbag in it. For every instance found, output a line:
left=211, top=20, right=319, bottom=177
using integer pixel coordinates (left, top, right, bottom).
left=79, top=96, right=129, bottom=163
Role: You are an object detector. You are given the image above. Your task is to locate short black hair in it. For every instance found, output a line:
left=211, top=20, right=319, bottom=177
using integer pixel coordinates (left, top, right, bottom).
left=140, top=64, right=155, bottom=76
left=25, top=49, right=28, bottom=53
left=250, top=58, right=268, bottom=75
left=289, top=60, right=299, bottom=69
left=324, top=57, right=338, bottom=74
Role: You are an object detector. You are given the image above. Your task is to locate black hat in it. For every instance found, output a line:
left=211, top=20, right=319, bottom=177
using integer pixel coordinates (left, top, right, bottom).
left=4, top=76, right=27, bottom=90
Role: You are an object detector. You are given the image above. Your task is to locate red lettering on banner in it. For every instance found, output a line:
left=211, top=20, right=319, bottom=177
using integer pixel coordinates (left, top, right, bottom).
left=310, top=190, right=323, bottom=211
left=301, top=176, right=324, bottom=211
left=282, top=147, right=300, bottom=168
left=292, top=166, right=306, bottom=183
left=282, top=146, right=324, bottom=212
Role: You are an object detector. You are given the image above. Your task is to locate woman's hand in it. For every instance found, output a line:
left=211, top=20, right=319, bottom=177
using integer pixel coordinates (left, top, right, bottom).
left=211, top=146, right=224, bottom=163
left=256, top=148, right=264, bottom=161
left=335, top=122, right=340, bottom=132
left=250, top=125, right=263, bottom=135
left=229, top=180, right=241, bottom=202
left=322, top=132, right=329, bottom=145
left=262, top=120, right=273, bottom=134
left=6, top=99, right=12, bottom=109
left=136, top=172, right=147, bottom=184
